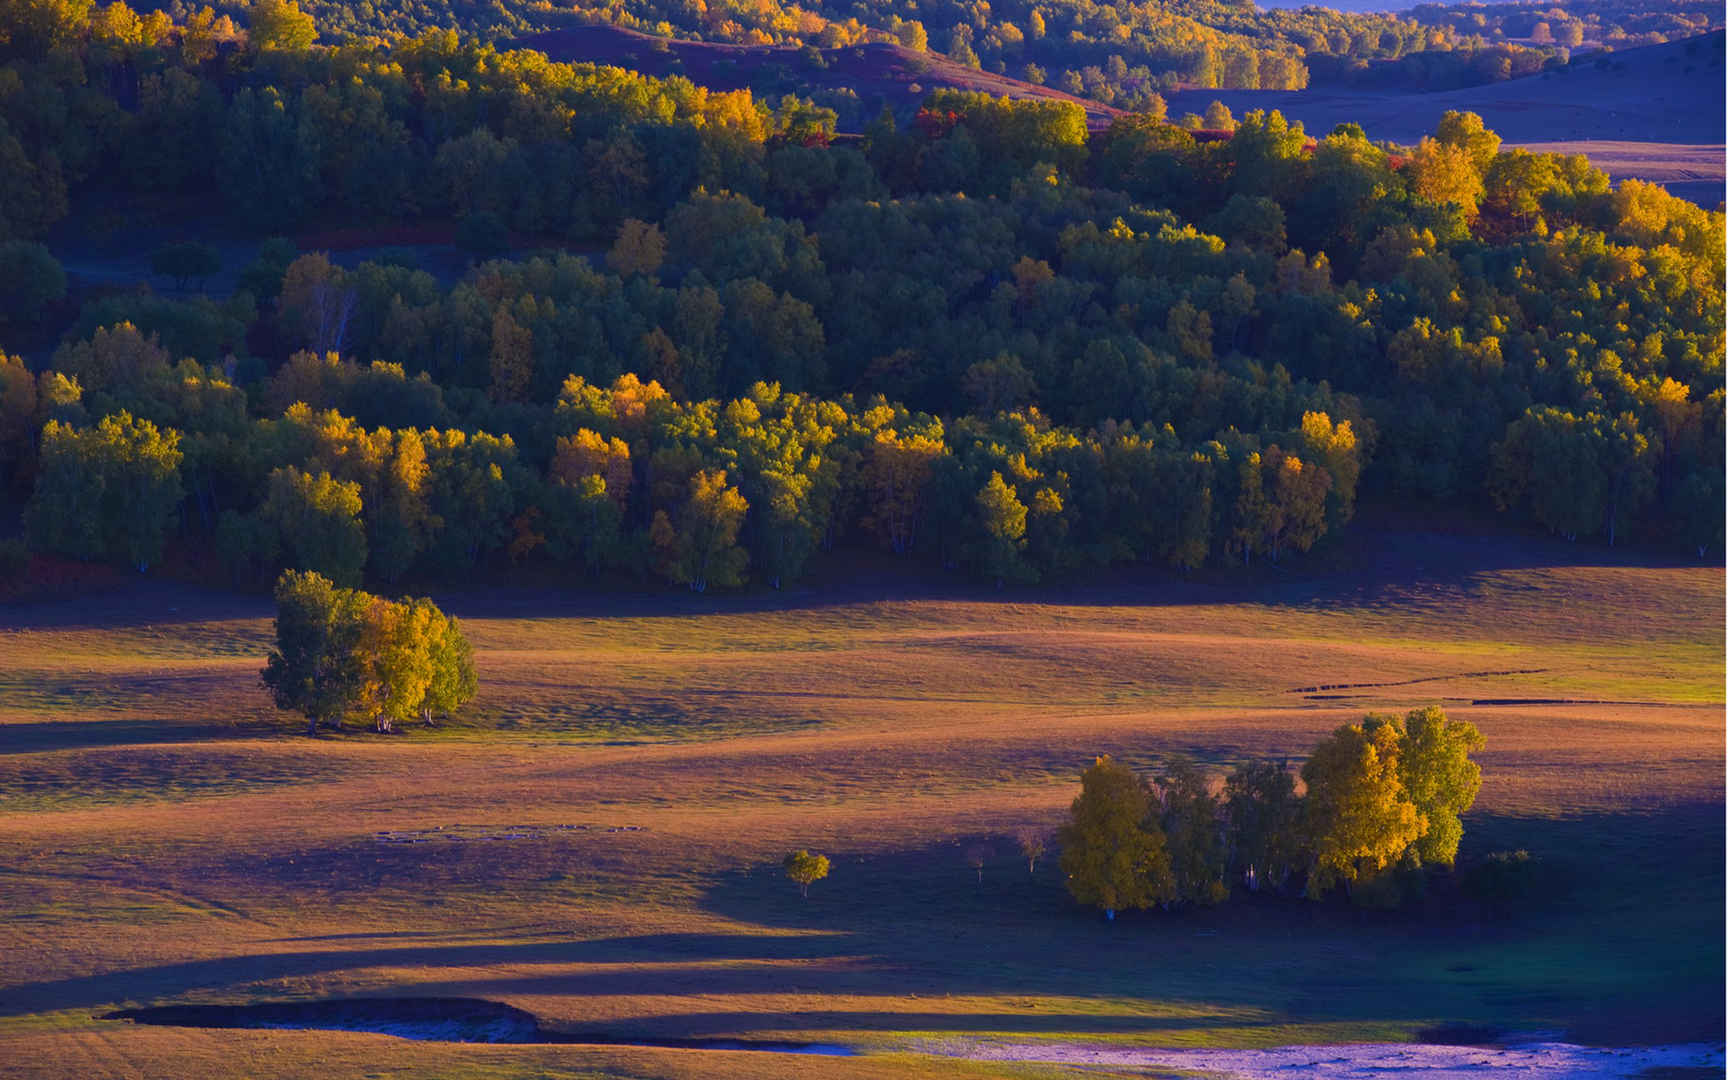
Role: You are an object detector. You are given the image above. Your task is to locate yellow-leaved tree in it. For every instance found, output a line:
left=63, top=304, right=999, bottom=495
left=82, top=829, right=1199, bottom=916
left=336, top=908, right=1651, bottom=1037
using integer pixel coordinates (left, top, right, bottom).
left=1058, top=755, right=1173, bottom=919
left=1300, top=720, right=1423, bottom=896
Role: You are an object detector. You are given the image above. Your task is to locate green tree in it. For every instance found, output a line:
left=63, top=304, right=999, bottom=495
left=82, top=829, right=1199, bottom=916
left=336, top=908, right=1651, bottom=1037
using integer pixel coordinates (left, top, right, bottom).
left=150, top=242, right=221, bottom=291
left=0, top=241, right=66, bottom=324
left=783, top=849, right=830, bottom=898
left=261, top=569, right=368, bottom=736
left=260, top=466, right=367, bottom=586
left=1156, top=756, right=1228, bottom=906
left=26, top=411, right=182, bottom=571
left=1059, top=755, right=1173, bottom=919
left=1223, top=758, right=1301, bottom=893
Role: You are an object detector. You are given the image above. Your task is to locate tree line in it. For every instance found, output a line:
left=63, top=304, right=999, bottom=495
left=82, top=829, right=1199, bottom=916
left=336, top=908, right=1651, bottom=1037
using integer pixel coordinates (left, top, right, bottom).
left=1058, top=707, right=1485, bottom=916
left=8, top=345, right=1364, bottom=588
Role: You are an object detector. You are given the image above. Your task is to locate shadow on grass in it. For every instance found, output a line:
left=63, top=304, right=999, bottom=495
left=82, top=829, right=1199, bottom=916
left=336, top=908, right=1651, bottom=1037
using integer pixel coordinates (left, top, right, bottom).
left=5, top=808, right=1721, bottom=1044
left=0, top=719, right=282, bottom=755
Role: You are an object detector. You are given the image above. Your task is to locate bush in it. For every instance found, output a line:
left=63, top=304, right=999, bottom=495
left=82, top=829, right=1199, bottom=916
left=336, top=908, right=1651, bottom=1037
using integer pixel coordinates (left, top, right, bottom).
left=151, top=242, right=222, bottom=290
left=1459, top=849, right=1559, bottom=915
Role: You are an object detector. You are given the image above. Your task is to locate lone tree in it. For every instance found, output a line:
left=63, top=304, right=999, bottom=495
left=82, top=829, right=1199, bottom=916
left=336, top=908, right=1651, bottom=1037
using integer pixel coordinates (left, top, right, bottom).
left=1015, top=826, right=1049, bottom=876
left=1058, top=755, right=1173, bottom=919
left=783, top=849, right=830, bottom=899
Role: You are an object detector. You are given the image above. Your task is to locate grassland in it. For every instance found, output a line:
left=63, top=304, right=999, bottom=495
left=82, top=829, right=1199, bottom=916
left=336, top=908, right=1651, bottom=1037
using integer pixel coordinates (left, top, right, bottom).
left=0, top=519, right=1721, bottom=1078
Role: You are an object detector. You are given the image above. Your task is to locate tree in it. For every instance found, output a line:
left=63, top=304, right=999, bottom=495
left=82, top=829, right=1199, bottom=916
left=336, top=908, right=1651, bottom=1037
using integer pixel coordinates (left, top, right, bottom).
left=150, top=242, right=221, bottom=291
left=0, top=241, right=66, bottom=324
left=246, top=0, right=315, bottom=50
left=1377, top=706, right=1483, bottom=867
left=1223, top=758, right=1300, bottom=893
left=1155, top=756, right=1229, bottom=906
left=27, top=411, right=182, bottom=571
left=652, top=468, right=749, bottom=592
left=1409, top=137, right=1484, bottom=219
left=358, top=596, right=435, bottom=733
left=607, top=218, right=665, bottom=277
left=1015, top=826, right=1049, bottom=876
left=783, top=849, right=830, bottom=899
left=964, top=842, right=994, bottom=885
left=1202, top=100, right=1236, bottom=132
left=488, top=306, right=533, bottom=404
left=261, top=569, right=368, bottom=736
left=975, top=470, right=1029, bottom=586
left=278, top=254, right=355, bottom=356
left=0, top=352, right=37, bottom=491
left=1301, top=720, right=1423, bottom=897
left=1059, top=755, right=1173, bottom=919
left=1434, top=110, right=1501, bottom=175
left=259, top=466, right=367, bottom=586
left=419, top=605, right=477, bottom=725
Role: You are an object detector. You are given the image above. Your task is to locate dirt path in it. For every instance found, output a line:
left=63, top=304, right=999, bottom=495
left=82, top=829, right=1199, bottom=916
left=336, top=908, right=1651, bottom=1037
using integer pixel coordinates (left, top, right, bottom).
left=913, top=1037, right=1725, bottom=1077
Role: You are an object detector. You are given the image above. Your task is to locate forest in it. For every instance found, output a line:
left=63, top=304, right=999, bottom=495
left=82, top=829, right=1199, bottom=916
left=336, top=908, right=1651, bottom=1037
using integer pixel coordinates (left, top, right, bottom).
left=0, top=0, right=1721, bottom=594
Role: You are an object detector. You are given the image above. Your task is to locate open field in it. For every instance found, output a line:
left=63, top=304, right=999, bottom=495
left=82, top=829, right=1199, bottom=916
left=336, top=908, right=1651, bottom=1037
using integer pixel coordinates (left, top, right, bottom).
left=0, top=521, right=1721, bottom=1078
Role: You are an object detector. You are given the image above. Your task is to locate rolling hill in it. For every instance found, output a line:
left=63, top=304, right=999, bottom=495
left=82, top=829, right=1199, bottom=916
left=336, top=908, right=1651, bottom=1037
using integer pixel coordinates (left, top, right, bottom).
left=517, top=23, right=1126, bottom=128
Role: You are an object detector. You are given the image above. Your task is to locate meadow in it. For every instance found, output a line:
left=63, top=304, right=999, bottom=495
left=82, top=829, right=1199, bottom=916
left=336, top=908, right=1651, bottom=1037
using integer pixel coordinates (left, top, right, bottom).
left=0, top=519, right=1721, bottom=1079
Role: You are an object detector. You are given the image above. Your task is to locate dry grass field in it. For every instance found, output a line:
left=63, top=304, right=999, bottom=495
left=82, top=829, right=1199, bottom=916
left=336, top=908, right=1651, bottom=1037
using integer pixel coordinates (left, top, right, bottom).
left=0, top=520, right=1721, bottom=1078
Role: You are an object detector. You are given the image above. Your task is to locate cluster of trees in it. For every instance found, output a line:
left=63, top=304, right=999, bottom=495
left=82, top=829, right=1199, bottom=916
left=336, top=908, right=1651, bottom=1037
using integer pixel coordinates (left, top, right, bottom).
left=8, top=327, right=1365, bottom=589
left=0, top=3, right=1720, bottom=585
left=261, top=569, right=476, bottom=734
left=1058, top=707, right=1485, bottom=917
left=1408, top=0, right=1721, bottom=51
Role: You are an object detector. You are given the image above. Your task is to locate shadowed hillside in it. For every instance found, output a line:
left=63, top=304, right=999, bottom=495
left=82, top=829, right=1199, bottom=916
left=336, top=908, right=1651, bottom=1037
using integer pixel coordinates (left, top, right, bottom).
left=518, top=23, right=1126, bottom=128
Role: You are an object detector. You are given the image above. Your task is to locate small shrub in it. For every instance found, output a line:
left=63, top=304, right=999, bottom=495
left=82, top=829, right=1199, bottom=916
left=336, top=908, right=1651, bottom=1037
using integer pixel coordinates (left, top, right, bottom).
left=0, top=536, right=28, bottom=585
left=1459, top=849, right=1562, bottom=914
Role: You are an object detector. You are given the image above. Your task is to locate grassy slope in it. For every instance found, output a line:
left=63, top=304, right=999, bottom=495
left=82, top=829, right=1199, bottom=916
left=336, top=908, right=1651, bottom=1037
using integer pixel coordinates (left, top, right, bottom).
left=0, top=523, right=1720, bottom=1078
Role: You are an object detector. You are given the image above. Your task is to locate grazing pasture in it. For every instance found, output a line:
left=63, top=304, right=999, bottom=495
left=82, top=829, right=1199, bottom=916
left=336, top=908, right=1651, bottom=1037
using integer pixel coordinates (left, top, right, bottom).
left=0, top=522, right=1720, bottom=1079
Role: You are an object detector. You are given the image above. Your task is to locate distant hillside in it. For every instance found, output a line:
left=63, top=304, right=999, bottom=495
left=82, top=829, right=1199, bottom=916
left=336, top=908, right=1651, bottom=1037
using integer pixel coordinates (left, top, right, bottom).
left=1165, top=30, right=1723, bottom=202
left=1164, top=30, right=1722, bottom=145
left=517, top=24, right=1125, bottom=129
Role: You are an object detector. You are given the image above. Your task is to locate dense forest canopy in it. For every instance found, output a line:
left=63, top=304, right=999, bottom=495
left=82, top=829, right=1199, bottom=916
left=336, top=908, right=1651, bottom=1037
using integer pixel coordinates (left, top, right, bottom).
left=0, top=0, right=1720, bottom=593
